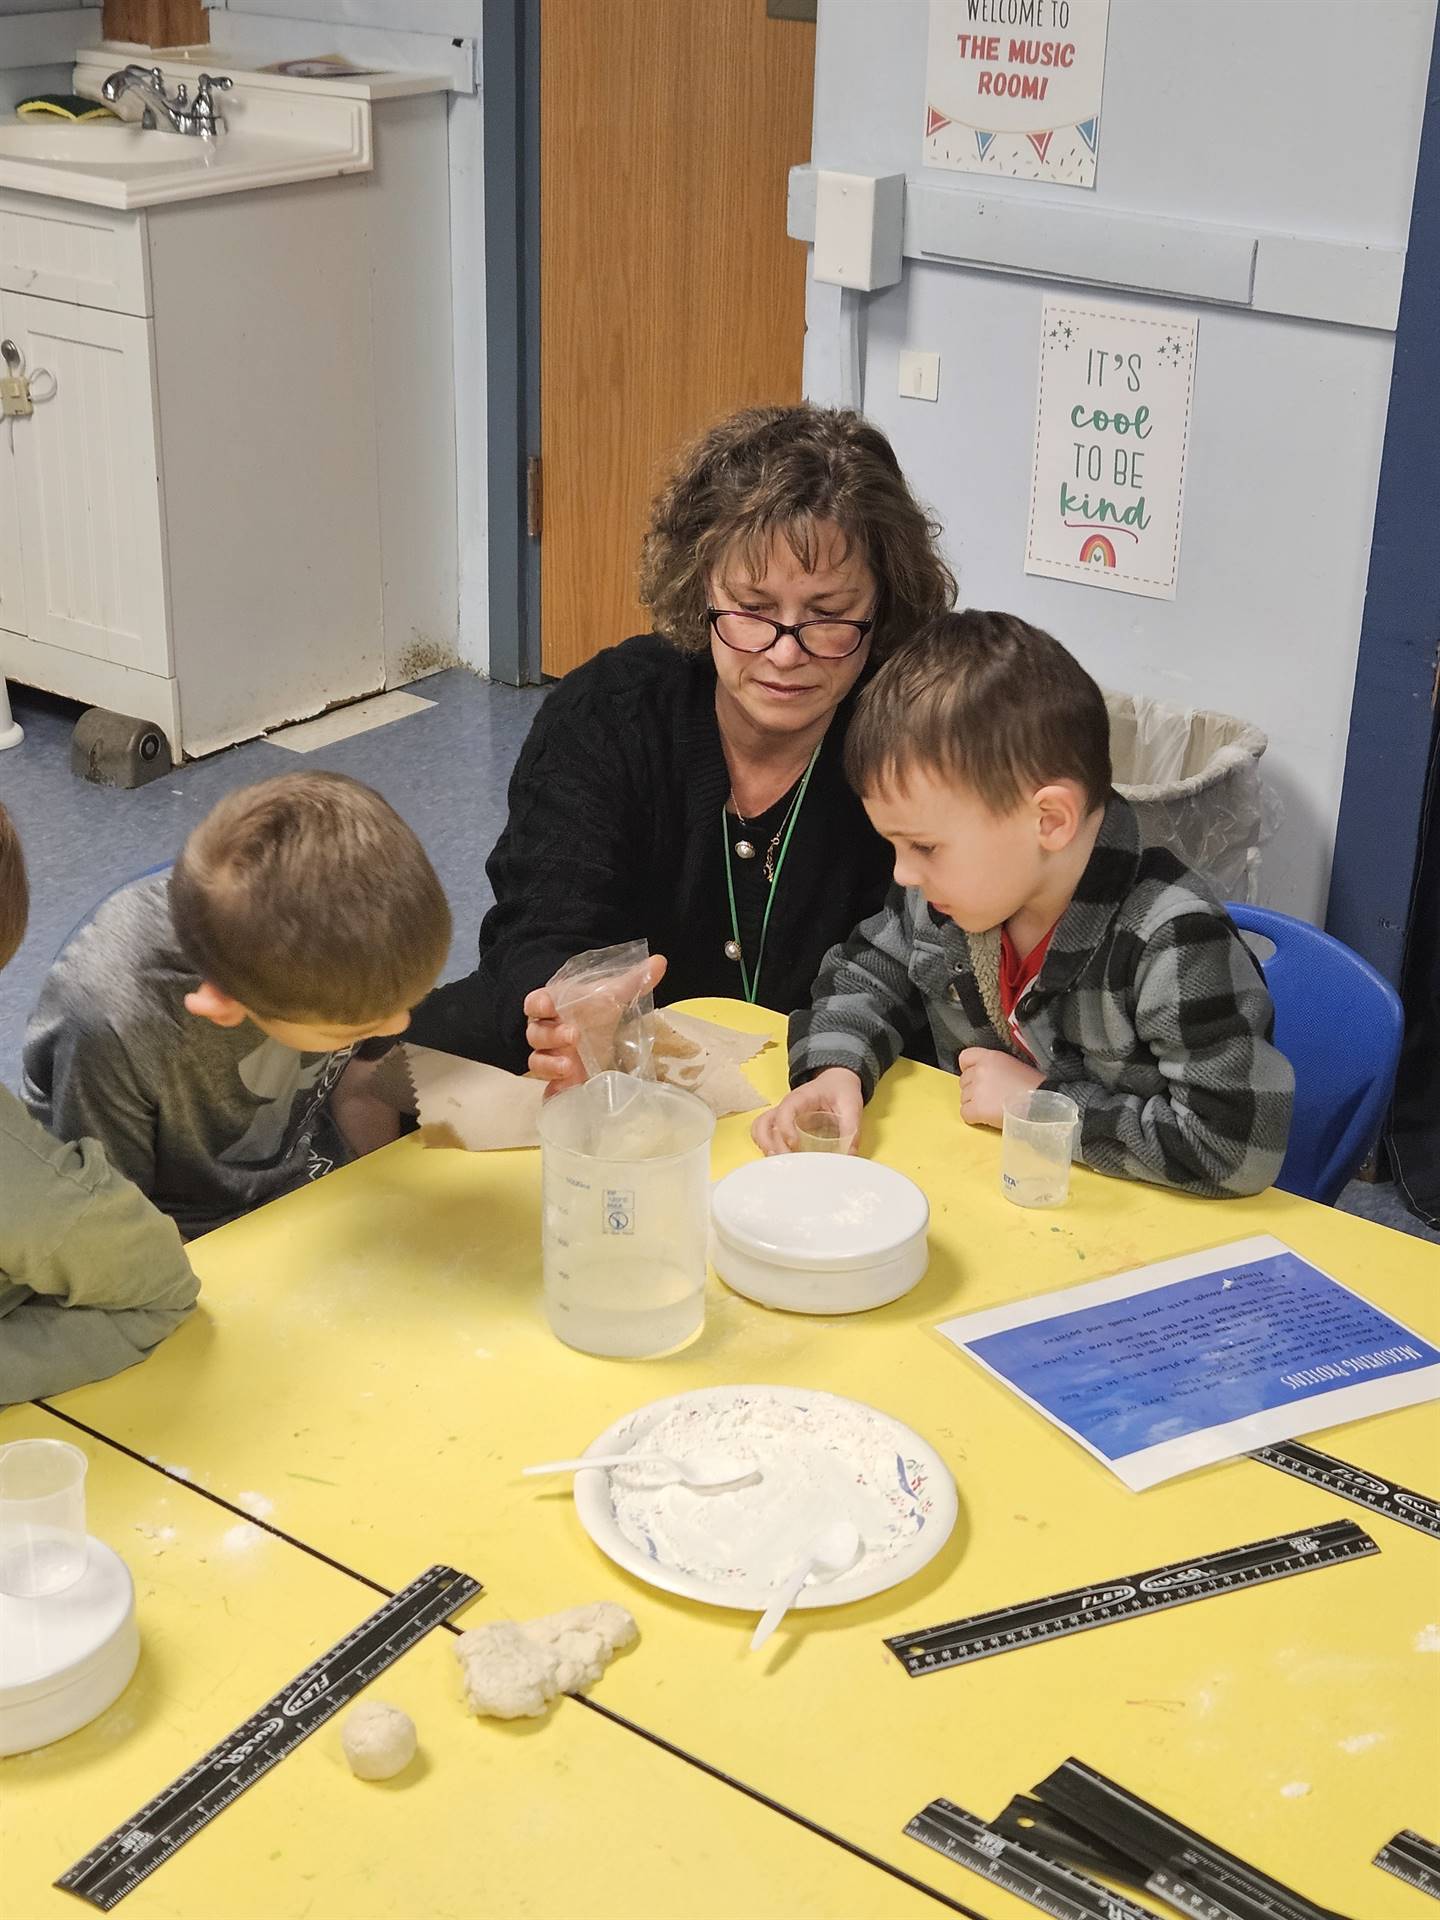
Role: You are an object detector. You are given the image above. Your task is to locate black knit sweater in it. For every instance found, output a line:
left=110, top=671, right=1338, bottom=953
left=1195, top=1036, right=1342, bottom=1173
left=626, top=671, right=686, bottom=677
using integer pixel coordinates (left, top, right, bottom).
left=408, top=635, right=893, bottom=1072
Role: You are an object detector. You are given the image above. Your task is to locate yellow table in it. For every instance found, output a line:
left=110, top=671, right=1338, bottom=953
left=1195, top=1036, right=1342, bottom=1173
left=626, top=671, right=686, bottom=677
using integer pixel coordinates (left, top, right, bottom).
left=39, top=1003, right=1440, bottom=1918
left=0, top=1406, right=945, bottom=1920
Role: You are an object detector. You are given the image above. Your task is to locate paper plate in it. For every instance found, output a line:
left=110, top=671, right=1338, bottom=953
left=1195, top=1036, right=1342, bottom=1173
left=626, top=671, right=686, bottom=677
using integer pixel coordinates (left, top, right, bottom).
left=570, top=1384, right=957, bottom=1612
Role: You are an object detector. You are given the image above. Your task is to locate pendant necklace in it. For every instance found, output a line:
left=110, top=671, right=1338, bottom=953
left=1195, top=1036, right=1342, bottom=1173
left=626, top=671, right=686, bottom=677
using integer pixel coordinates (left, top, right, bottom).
left=722, top=742, right=821, bottom=1005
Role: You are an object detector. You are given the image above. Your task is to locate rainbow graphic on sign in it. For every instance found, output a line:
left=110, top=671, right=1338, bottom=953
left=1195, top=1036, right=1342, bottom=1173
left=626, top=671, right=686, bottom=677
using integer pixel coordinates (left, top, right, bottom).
left=1078, top=533, right=1117, bottom=568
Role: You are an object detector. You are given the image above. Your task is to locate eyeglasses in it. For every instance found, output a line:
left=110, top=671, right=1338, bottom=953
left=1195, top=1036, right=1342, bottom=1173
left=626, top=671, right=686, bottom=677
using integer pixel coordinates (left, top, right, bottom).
left=706, top=607, right=875, bottom=661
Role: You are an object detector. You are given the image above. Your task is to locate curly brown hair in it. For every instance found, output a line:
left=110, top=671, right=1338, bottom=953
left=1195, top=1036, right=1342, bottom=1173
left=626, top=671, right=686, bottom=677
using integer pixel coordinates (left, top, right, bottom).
left=638, top=404, right=956, bottom=658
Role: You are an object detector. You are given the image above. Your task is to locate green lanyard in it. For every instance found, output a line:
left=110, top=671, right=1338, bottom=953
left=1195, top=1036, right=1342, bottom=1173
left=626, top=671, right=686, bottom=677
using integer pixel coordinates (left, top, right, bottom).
left=722, top=743, right=821, bottom=1005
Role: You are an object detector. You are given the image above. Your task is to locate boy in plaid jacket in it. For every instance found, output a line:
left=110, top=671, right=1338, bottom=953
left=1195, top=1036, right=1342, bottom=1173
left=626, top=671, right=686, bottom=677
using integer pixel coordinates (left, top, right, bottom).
left=753, top=611, right=1294, bottom=1197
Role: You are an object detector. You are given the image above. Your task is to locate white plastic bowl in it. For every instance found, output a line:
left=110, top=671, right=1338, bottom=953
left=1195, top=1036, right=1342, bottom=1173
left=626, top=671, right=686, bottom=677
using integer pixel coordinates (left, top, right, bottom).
left=711, top=1155, right=929, bottom=1313
left=0, top=1538, right=138, bottom=1755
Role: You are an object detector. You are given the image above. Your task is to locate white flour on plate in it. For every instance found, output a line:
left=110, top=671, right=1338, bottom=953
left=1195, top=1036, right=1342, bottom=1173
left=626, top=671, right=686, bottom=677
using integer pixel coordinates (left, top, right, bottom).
left=606, top=1391, right=935, bottom=1590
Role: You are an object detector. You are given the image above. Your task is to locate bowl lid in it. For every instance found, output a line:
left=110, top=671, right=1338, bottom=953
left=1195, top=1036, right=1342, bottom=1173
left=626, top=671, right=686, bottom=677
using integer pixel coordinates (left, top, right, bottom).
left=711, top=1155, right=929, bottom=1272
left=0, top=1539, right=135, bottom=1705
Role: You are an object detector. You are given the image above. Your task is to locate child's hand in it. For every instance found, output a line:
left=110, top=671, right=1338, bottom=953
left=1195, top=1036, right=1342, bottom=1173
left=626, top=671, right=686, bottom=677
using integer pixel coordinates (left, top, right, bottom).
left=331, top=1052, right=403, bottom=1155
left=956, top=1048, right=1044, bottom=1129
left=751, top=1068, right=864, bottom=1155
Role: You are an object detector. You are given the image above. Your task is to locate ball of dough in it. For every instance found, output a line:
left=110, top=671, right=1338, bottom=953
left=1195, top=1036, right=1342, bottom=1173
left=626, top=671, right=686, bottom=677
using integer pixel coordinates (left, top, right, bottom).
left=341, top=1700, right=417, bottom=1781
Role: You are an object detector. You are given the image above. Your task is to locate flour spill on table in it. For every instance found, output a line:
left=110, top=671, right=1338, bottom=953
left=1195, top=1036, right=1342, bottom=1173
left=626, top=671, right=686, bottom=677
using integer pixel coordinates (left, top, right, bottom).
left=1414, top=1622, right=1440, bottom=1653
left=1279, top=1781, right=1311, bottom=1798
left=1337, top=1731, right=1383, bottom=1754
left=222, top=1522, right=264, bottom=1553
left=606, top=1391, right=937, bottom=1589
left=236, top=1491, right=274, bottom=1519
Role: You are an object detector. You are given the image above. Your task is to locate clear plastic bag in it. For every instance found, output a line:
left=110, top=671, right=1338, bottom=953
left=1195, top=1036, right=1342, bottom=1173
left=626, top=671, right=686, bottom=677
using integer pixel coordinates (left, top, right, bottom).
left=547, top=940, right=657, bottom=1080
left=1105, top=690, right=1278, bottom=903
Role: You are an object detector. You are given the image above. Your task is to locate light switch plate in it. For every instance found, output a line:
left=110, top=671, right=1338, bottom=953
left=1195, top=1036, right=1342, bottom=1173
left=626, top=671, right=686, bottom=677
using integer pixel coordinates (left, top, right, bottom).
left=898, top=351, right=941, bottom=402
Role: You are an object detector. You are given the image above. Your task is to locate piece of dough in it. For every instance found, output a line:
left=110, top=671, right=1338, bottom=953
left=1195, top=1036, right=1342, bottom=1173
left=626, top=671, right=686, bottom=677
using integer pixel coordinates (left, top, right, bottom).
left=525, top=1601, right=638, bottom=1656
left=455, top=1621, right=562, bottom=1720
left=455, top=1604, right=639, bottom=1719
left=340, top=1700, right=417, bottom=1781
left=524, top=1602, right=639, bottom=1688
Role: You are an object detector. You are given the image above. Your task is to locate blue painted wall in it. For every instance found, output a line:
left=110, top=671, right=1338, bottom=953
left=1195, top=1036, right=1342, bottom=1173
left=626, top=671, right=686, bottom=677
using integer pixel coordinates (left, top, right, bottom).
left=1326, top=9, right=1440, bottom=980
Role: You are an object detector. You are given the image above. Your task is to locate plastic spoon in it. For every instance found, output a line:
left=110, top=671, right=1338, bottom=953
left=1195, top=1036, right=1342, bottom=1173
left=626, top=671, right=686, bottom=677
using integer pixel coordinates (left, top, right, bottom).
left=522, top=1450, right=758, bottom=1490
left=749, top=1520, right=863, bottom=1652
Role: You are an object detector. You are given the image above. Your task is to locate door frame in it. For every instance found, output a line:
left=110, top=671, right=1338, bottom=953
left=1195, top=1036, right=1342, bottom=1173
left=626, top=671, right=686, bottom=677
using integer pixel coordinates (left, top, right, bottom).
left=482, top=0, right=543, bottom=687
left=1325, top=1, right=1440, bottom=981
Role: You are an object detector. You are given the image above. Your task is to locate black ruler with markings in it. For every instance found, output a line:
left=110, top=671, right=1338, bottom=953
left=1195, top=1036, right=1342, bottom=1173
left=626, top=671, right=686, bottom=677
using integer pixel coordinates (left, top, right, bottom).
left=1374, top=1830, right=1440, bottom=1902
left=1027, top=1758, right=1350, bottom=1920
left=886, top=1520, right=1378, bottom=1676
left=906, top=1797, right=1164, bottom=1920
left=56, top=1564, right=482, bottom=1911
left=1251, top=1440, right=1440, bottom=1540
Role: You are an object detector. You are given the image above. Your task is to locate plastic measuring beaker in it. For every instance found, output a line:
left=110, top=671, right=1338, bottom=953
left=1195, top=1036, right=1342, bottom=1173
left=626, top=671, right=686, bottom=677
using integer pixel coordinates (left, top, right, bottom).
left=1000, top=1089, right=1080, bottom=1208
left=0, top=1439, right=89, bottom=1598
left=537, top=1072, right=716, bottom=1358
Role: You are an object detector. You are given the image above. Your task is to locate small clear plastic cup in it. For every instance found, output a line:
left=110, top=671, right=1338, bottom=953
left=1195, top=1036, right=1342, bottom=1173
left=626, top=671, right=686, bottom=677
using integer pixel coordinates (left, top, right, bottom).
left=794, top=1110, right=857, bottom=1154
left=0, top=1438, right=89, bottom=1598
left=1001, top=1090, right=1080, bottom=1208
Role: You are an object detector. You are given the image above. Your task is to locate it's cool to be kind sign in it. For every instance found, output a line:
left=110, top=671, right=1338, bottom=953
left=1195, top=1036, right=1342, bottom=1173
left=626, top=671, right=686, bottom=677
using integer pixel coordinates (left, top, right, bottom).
left=1026, top=297, right=1199, bottom=602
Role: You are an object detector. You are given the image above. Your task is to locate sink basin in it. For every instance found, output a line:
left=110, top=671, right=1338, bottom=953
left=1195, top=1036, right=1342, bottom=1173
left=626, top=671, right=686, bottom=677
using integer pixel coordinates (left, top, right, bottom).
left=0, top=125, right=200, bottom=172
left=0, top=103, right=370, bottom=208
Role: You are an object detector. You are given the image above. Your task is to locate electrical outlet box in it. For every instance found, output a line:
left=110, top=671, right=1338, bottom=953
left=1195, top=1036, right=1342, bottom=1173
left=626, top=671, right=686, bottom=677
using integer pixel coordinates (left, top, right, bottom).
left=898, top=351, right=940, bottom=402
left=812, top=169, right=905, bottom=291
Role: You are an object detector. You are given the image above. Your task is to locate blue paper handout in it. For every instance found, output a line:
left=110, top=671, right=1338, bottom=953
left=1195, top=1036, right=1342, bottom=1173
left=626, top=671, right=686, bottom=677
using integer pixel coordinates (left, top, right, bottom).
left=939, top=1235, right=1440, bottom=1489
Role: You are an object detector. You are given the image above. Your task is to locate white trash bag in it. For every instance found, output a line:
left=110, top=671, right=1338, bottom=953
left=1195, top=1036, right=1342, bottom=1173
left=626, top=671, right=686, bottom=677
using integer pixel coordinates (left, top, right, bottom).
left=1105, top=690, right=1273, bottom=903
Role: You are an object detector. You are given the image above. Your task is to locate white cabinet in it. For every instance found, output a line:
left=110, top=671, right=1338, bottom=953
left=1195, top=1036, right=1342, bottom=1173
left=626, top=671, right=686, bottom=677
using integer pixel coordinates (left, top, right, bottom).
left=3, top=292, right=169, bottom=677
left=0, top=88, right=456, bottom=759
left=0, top=398, right=24, bottom=640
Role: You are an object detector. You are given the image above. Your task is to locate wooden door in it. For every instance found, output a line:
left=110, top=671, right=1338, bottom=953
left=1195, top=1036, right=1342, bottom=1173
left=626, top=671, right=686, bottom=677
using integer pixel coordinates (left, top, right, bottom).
left=5, top=293, right=169, bottom=675
left=539, top=0, right=816, bottom=677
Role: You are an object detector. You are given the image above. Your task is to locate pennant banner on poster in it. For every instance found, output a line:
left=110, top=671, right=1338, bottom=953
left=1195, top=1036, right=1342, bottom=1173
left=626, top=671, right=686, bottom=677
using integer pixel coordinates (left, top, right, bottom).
left=924, top=0, right=1111, bottom=188
left=1026, top=296, right=1198, bottom=602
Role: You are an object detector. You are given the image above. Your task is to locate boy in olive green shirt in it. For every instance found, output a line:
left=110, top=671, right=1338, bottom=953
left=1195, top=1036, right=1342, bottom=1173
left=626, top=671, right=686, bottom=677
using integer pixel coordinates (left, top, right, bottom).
left=0, top=803, right=197, bottom=1405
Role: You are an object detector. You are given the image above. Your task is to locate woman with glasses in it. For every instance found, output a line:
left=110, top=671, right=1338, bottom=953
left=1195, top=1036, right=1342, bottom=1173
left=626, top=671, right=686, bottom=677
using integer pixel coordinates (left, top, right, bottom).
left=408, top=404, right=955, bottom=1084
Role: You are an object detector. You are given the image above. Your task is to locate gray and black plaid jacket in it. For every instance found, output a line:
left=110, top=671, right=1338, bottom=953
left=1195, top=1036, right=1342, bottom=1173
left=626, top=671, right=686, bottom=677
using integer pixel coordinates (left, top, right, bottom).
left=789, top=796, right=1294, bottom=1197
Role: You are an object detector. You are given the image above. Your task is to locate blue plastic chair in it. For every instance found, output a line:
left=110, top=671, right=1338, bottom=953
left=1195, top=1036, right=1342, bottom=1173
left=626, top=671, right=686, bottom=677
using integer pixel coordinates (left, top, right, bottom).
left=1227, top=903, right=1404, bottom=1205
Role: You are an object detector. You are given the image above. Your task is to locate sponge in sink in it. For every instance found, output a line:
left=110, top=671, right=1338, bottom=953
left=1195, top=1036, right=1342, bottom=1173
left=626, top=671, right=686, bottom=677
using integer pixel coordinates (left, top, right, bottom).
left=16, top=95, right=120, bottom=121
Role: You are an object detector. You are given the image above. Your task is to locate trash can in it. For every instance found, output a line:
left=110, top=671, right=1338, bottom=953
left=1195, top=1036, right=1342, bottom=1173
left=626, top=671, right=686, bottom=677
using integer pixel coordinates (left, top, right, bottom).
left=0, top=677, right=22, bottom=751
left=1105, top=690, right=1268, bottom=902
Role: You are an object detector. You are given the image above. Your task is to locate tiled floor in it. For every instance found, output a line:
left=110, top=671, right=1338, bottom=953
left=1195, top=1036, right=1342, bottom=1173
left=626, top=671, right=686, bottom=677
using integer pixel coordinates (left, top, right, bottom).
left=0, top=671, right=1433, bottom=1244
left=0, top=671, right=546, bottom=1090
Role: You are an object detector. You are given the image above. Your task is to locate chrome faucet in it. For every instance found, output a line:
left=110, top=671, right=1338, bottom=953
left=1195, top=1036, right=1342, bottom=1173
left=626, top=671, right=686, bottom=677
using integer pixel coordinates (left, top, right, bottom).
left=100, top=66, right=233, bottom=140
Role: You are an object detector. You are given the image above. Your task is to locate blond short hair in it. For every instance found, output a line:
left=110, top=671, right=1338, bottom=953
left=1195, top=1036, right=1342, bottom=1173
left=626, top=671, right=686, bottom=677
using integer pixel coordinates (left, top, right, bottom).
left=0, top=801, right=27, bottom=972
left=170, top=772, right=450, bottom=1022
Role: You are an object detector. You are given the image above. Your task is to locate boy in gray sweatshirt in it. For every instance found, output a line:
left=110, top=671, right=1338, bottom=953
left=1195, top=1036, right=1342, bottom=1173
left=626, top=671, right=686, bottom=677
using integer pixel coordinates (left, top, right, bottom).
left=0, top=803, right=198, bottom=1405
left=24, top=772, right=451, bottom=1238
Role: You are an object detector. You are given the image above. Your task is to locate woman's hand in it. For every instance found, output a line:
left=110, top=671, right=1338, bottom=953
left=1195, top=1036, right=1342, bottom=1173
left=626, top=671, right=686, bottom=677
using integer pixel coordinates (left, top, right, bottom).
left=956, top=1047, right=1044, bottom=1129
left=751, top=1067, right=864, bottom=1155
left=524, top=955, right=668, bottom=1094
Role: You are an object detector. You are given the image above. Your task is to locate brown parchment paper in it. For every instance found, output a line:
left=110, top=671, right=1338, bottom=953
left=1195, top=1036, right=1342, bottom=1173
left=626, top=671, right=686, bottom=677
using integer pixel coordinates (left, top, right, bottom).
left=375, top=1012, right=774, bottom=1152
